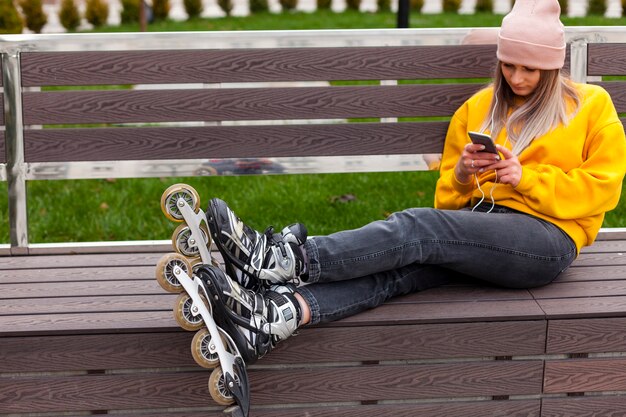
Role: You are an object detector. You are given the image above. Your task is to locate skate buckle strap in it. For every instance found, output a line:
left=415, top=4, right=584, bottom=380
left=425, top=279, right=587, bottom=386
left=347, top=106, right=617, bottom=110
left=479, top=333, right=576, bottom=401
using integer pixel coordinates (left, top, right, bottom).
left=252, top=293, right=265, bottom=316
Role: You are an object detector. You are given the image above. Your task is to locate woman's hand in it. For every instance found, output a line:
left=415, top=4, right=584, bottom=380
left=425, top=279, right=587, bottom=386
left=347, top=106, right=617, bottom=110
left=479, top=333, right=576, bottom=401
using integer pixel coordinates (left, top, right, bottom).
left=454, top=143, right=501, bottom=184
left=485, top=145, right=523, bottom=187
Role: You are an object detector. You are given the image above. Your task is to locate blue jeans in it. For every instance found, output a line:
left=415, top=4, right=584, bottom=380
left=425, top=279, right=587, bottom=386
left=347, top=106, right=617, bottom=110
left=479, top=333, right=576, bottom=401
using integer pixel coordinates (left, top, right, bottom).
left=296, top=205, right=576, bottom=325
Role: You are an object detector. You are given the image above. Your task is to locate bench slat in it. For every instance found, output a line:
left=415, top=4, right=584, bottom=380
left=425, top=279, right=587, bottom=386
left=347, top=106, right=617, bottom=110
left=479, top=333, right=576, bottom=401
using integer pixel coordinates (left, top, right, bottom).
left=333, top=299, right=545, bottom=325
left=12, top=401, right=540, bottom=417
left=530, top=280, right=626, bottom=299
left=547, top=317, right=626, bottom=354
left=0, top=252, right=162, bottom=269
left=0, top=294, right=175, bottom=315
left=579, top=239, right=626, bottom=253
left=0, top=279, right=166, bottom=299
left=24, top=122, right=448, bottom=162
left=557, top=265, right=626, bottom=282
left=0, top=297, right=545, bottom=335
left=245, top=361, right=544, bottom=404
left=1, top=265, right=157, bottom=283
left=0, top=321, right=545, bottom=372
left=0, top=284, right=529, bottom=313
left=0, top=371, right=212, bottom=412
left=22, top=84, right=481, bottom=125
left=0, top=332, right=195, bottom=372
left=0, top=310, right=176, bottom=336
left=0, top=361, right=543, bottom=412
left=567, top=251, right=626, bottom=267
left=541, top=396, right=626, bottom=417
left=587, top=43, right=626, bottom=76
left=544, top=357, right=626, bottom=394
left=389, top=284, right=534, bottom=303
left=20, top=45, right=498, bottom=86
left=267, top=320, right=546, bottom=364
left=537, top=295, right=626, bottom=319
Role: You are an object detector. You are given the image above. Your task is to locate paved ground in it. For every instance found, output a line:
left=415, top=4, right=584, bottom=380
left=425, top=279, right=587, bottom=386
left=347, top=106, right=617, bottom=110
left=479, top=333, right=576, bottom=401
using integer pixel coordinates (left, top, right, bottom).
left=34, top=0, right=624, bottom=34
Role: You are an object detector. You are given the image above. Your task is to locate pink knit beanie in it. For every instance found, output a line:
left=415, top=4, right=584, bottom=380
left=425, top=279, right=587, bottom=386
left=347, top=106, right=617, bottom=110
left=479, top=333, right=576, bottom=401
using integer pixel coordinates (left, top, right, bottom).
left=497, top=0, right=566, bottom=70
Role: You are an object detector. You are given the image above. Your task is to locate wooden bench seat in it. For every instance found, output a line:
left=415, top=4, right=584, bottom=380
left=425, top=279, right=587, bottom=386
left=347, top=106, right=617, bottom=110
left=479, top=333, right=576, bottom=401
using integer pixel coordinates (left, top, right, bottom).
left=2, top=235, right=626, bottom=416
left=2, top=27, right=626, bottom=416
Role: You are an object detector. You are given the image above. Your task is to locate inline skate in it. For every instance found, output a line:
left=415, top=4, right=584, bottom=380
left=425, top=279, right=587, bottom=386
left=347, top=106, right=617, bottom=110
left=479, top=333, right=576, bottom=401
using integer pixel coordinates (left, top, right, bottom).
left=155, top=184, right=251, bottom=417
left=206, top=197, right=308, bottom=291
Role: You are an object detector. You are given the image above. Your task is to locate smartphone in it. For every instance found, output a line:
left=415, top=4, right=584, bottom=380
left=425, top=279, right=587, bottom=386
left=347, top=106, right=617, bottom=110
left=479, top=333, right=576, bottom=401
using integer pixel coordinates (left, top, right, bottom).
left=468, top=131, right=498, bottom=155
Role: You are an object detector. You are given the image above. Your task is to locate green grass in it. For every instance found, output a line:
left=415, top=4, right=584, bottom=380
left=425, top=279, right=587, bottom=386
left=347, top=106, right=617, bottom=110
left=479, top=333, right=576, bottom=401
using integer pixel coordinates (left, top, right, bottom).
left=87, top=11, right=626, bottom=33
left=16, top=172, right=438, bottom=243
left=2, top=11, right=626, bottom=244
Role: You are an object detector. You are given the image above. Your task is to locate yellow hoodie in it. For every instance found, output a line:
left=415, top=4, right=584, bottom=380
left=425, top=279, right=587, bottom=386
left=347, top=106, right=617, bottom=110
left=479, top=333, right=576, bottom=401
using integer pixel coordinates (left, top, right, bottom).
left=435, top=83, right=626, bottom=253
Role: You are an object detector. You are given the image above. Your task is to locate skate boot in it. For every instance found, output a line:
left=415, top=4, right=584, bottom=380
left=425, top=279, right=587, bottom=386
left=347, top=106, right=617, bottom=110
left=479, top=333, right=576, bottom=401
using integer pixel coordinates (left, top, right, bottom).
left=196, top=264, right=302, bottom=365
left=155, top=257, right=251, bottom=416
left=206, top=197, right=308, bottom=290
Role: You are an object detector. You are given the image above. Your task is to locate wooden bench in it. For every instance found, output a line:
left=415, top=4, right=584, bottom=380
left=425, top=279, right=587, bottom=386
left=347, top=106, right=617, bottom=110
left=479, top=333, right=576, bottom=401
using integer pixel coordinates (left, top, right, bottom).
left=2, top=27, right=626, bottom=416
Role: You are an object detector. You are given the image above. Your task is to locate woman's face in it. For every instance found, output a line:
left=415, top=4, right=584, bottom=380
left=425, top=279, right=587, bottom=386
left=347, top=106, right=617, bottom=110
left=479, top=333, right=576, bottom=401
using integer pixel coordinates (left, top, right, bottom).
left=501, top=62, right=541, bottom=97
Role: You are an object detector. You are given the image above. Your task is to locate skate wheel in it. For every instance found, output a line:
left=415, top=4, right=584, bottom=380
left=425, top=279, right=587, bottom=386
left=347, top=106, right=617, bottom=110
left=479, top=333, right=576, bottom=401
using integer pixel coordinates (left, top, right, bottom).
left=161, top=183, right=200, bottom=222
left=190, top=257, right=222, bottom=275
left=155, top=253, right=191, bottom=293
left=208, top=367, right=237, bottom=406
left=172, top=223, right=211, bottom=258
left=191, top=328, right=222, bottom=369
left=174, top=292, right=205, bottom=331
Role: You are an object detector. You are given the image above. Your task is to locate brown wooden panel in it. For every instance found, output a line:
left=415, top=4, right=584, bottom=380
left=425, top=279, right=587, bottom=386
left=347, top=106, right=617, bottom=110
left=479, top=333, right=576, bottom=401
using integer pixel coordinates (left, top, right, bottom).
left=333, top=299, right=546, bottom=326
left=389, top=284, right=533, bottom=303
left=0, top=279, right=165, bottom=300
left=254, top=361, right=544, bottom=404
left=541, top=396, right=626, bottom=417
left=0, top=252, right=163, bottom=270
left=557, top=265, right=626, bottom=282
left=20, top=45, right=498, bottom=86
left=588, top=43, right=626, bottom=76
left=581, top=239, right=626, bottom=254
left=24, top=122, right=449, bottom=163
left=538, top=296, right=626, bottom=319
left=544, top=357, right=626, bottom=394
left=1, top=265, right=157, bottom=283
left=1, top=321, right=545, bottom=372
left=231, top=401, right=543, bottom=417
left=46, top=401, right=540, bottom=417
left=0, top=361, right=543, bottom=412
left=592, top=81, right=626, bottom=113
left=0, top=93, right=4, bottom=125
left=0, top=294, right=175, bottom=316
left=0, top=332, right=194, bottom=372
left=268, top=320, right=546, bottom=364
left=0, top=297, right=545, bottom=336
left=570, top=251, right=626, bottom=267
left=0, top=310, right=176, bottom=336
left=530, top=280, right=626, bottom=299
left=0, top=371, right=213, bottom=412
left=22, top=84, right=480, bottom=125
left=547, top=317, right=626, bottom=354
left=11, top=400, right=540, bottom=417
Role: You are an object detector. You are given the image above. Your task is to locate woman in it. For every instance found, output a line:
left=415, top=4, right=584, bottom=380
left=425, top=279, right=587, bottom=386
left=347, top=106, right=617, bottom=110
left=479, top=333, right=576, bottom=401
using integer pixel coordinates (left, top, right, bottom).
left=198, top=0, right=626, bottom=363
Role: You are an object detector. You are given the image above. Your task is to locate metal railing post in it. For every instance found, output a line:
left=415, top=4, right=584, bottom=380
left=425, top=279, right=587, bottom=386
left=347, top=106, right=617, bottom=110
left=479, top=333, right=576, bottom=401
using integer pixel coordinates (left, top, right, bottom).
left=569, top=38, right=588, bottom=84
left=2, top=48, right=29, bottom=253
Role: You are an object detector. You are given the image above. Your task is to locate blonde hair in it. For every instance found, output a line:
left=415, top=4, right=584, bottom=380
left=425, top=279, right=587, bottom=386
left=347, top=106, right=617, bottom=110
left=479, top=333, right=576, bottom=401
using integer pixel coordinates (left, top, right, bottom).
left=481, top=62, right=580, bottom=155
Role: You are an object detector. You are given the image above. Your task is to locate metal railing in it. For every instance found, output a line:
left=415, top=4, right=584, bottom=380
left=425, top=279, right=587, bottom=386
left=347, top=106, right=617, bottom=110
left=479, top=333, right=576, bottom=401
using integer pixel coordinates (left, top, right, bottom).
left=1, top=27, right=625, bottom=251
